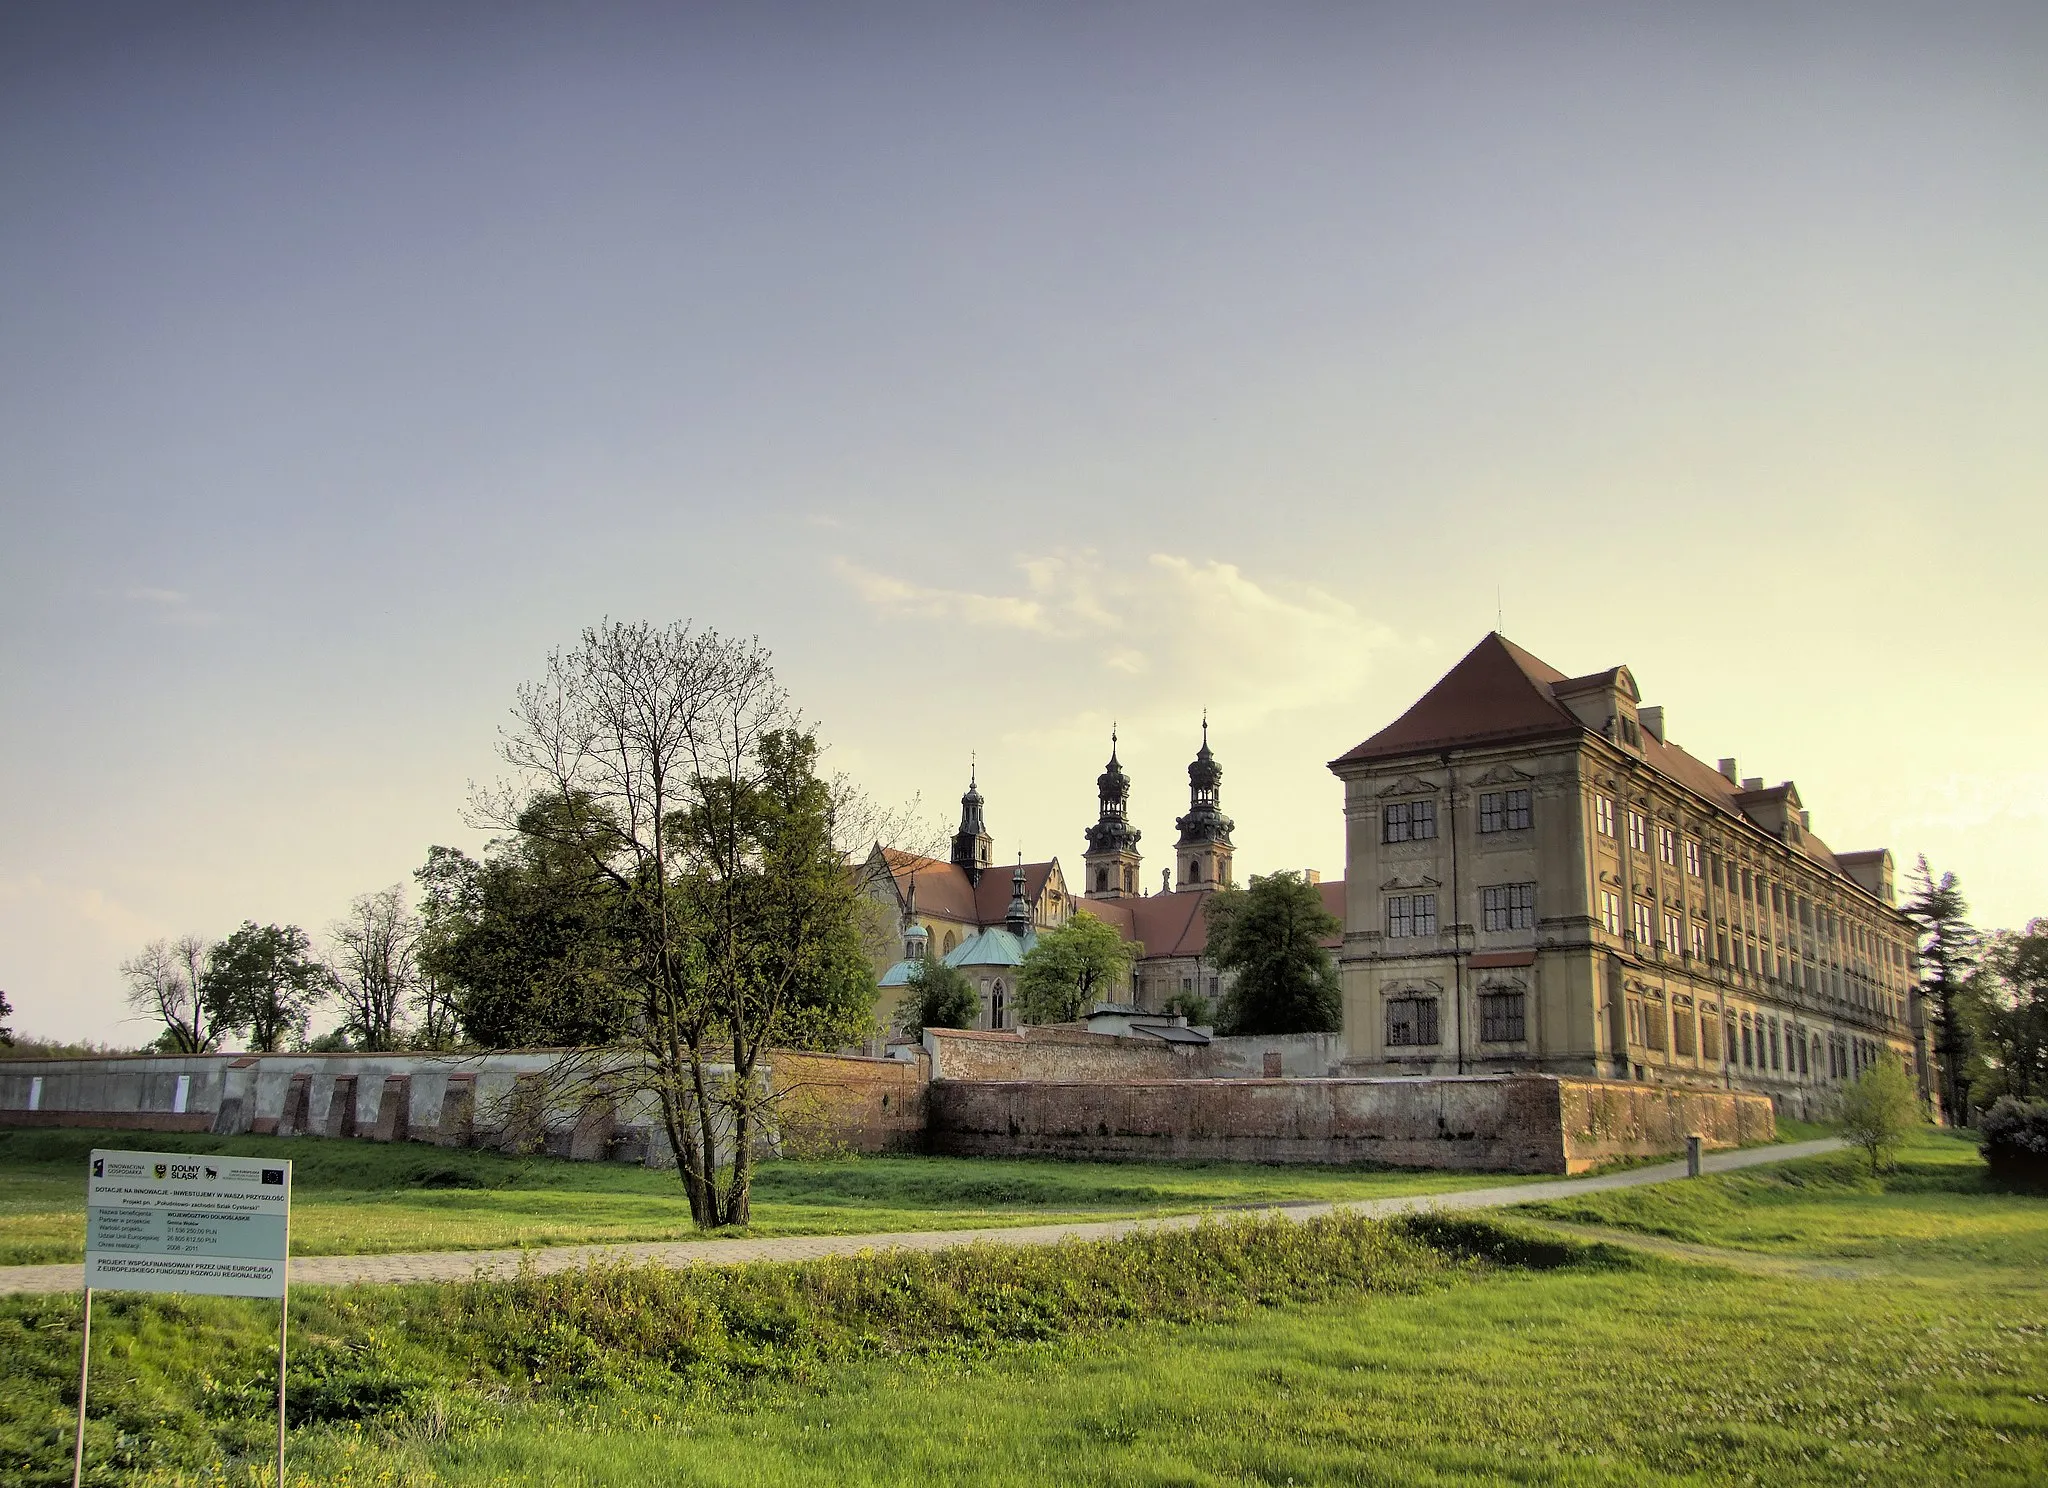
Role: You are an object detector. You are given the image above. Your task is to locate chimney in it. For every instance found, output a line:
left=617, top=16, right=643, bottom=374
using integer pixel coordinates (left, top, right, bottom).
left=1638, top=705, right=1665, bottom=744
left=1717, top=758, right=1738, bottom=783
left=1742, top=777, right=1764, bottom=792
left=1303, top=868, right=1322, bottom=885
left=1800, top=810, right=1812, bottom=831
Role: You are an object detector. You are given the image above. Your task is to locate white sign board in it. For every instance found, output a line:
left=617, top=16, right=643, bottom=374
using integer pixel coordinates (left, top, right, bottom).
left=85, top=1149, right=291, bottom=1298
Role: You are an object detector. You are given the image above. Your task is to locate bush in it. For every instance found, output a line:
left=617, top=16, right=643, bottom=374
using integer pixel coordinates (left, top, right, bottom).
left=1837, top=1054, right=1923, bottom=1174
left=1978, top=1096, right=2048, bottom=1181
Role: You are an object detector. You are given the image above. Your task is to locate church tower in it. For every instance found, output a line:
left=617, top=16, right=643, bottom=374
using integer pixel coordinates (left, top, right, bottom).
left=1174, top=715, right=1235, bottom=892
left=950, top=761, right=993, bottom=884
left=1082, top=728, right=1143, bottom=899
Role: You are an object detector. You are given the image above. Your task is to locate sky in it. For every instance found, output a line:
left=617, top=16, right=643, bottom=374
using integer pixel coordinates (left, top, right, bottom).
left=2, top=3, right=2044, bottom=1046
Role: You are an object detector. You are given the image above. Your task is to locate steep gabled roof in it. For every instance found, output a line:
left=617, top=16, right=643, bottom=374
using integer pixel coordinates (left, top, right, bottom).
left=871, top=846, right=1064, bottom=928
left=1076, top=878, right=1347, bottom=960
left=1331, top=634, right=1581, bottom=766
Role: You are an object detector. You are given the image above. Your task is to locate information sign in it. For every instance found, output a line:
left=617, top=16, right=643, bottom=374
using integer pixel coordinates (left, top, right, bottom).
left=85, top=1149, right=292, bottom=1297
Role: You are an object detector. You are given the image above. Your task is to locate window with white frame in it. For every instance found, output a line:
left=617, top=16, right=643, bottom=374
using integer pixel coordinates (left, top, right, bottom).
left=1662, top=910, right=1681, bottom=948
left=1600, top=891, right=1623, bottom=935
left=1684, top=839, right=1702, bottom=878
left=1595, top=796, right=1615, bottom=837
left=1633, top=900, right=1654, bottom=944
left=1627, top=811, right=1648, bottom=853
left=1690, top=922, right=1708, bottom=960
left=1478, top=789, right=1532, bottom=834
left=1382, top=800, right=1437, bottom=843
left=1657, top=825, right=1677, bottom=865
left=1480, top=882, right=1535, bottom=932
left=1385, top=893, right=1438, bottom=938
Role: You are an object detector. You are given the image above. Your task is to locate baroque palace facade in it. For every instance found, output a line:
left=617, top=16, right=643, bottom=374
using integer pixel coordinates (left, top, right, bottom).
left=1328, top=634, right=1925, bottom=1106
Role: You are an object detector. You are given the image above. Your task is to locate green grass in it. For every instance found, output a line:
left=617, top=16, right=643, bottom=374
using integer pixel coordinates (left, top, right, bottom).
left=0, top=1127, right=1540, bottom=1265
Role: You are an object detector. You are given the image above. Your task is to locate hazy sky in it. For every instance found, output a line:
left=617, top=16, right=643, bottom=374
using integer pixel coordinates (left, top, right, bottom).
left=3, top=3, right=2044, bottom=1045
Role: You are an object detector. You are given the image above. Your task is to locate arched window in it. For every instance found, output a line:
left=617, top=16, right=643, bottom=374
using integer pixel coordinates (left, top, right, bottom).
left=1189, top=861, right=1201, bottom=883
left=1123, top=867, right=1134, bottom=892
left=1095, top=868, right=1108, bottom=892
left=991, top=981, right=1006, bottom=1029
left=943, top=931, right=959, bottom=955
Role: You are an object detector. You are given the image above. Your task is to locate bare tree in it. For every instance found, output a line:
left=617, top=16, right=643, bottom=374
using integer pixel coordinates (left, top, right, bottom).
left=326, top=885, right=421, bottom=1051
left=120, top=935, right=213, bottom=1052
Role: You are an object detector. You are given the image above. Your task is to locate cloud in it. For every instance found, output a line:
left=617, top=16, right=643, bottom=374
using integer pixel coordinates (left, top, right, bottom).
left=834, top=549, right=1399, bottom=732
left=121, top=586, right=217, bottom=627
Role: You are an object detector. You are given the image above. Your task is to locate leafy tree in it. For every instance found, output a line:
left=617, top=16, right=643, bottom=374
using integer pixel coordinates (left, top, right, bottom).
left=325, top=885, right=421, bottom=1051
left=902, top=957, right=978, bottom=1038
left=486, top=620, right=876, bottom=1229
left=201, top=923, right=325, bottom=1052
left=1161, top=989, right=1213, bottom=1026
left=1904, top=858, right=1980, bottom=1124
left=1205, top=872, right=1343, bottom=1035
left=119, top=936, right=214, bottom=1052
left=1969, top=921, right=2048, bottom=1106
left=0, top=986, right=12, bottom=1046
left=414, top=802, right=637, bottom=1050
left=1016, top=912, right=1134, bottom=1025
left=1837, top=1052, right=1923, bottom=1174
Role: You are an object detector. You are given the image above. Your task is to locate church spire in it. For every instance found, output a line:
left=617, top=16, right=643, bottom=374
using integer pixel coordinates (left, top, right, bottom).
left=951, top=757, right=993, bottom=884
left=1083, top=725, right=1142, bottom=899
left=1005, top=854, right=1032, bottom=936
left=1174, top=713, right=1235, bottom=892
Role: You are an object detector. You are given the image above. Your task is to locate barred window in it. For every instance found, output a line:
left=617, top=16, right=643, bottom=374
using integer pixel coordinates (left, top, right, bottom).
left=1386, top=996, right=1440, bottom=1047
left=1628, top=811, right=1648, bottom=853
left=1600, top=891, right=1623, bottom=935
left=1382, top=800, right=1437, bottom=843
left=1684, top=840, right=1702, bottom=878
left=1480, top=991, right=1526, bottom=1042
left=1385, top=893, right=1438, bottom=938
left=1595, top=796, right=1615, bottom=837
left=1479, top=789, right=1531, bottom=833
left=1480, top=882, right=1535, bottom=932
left=1633, top=900, right=1654, bottom=944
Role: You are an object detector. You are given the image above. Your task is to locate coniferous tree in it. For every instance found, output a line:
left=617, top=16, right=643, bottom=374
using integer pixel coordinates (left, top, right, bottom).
left=1205, top=872, right=1343, bottom=1035
left=1903, top=857, right=1980, bottom=1125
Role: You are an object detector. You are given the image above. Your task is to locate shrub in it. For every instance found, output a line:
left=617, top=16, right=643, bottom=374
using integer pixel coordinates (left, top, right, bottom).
left=1978, top=1096, right=2048, bottom=1181
left=1837, top=1054, right=1922, bottom=1174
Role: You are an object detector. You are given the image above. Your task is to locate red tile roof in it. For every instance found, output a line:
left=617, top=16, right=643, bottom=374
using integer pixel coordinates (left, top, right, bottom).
left=1075, top=877, right=1346, bottom=959
left=876, top=848, right=1059, bottom=925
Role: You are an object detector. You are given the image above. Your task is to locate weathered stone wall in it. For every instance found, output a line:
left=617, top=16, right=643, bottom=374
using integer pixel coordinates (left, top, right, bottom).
left=1559, top=1079, right=1775, bottom=1169
left=1193, top=1032, right=1346, bottom=1079
left=766, top=1050, right=926, bottom=1154
left=928, top=1074, right=1772, bottom=1174
left=924, top=1027, right=1190, bottom=1082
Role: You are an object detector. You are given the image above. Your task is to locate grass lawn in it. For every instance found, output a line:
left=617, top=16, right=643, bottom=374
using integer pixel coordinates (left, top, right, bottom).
left=6, top=1126, right=2042, bottom=1486
left=0, top=1127, right=1541, bottom=1265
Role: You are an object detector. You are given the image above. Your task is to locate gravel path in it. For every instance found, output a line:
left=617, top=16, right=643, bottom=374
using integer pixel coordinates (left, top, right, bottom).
left=0, top=1138, right=1844, bottom=1296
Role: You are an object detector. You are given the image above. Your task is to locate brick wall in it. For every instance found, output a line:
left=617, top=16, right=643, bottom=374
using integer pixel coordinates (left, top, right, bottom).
left=928, top=1074, right=1773, bottom=1174
left=925, top=1027, right=1189, bottom=1082
left=767, top=1051, right=926, bottom=1154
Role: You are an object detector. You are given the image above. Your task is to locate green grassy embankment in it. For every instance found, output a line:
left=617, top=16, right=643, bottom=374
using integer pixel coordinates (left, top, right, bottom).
left=5, top=1127, right=2045, bottom=1486
left=0, top=1127, right=1540, bottom=1265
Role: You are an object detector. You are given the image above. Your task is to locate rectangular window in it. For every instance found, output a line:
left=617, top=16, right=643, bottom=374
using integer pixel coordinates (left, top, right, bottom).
left=1684, top=840, right=1702, bottom=878
left=1480, top=882, right=1535, bottom=932
left=1741, top=1017, right=1754, bottom=1067
left=1795, top=1030, right=1809, bottom=1076
left=1595, top=796, right=1615, bottom=837
left=1628, top=811, right=1648, bottom=853
left=1633, top=900, right=1654, bottom=944
left=1690, top=922, right=1708, bottom=960
left=1386, top=996, right=1440, bottom=1047
left=1627, top=998, right=1642, bottom=1045
left=1662, top=910, right=1681, bottom=949
left=1385, top=893, right=1438, bottom=938
left=1480, top=991, right=1526, bottom=1042
left=1644, top=1001, right=1666, bottom=1051
left=1600, top=891, right=1623, bottom=935
left=1479, top=789, right=1532, bottom=833
left=1769, top=1019, right=1783, bottom=1071
left=1657, top=825, right=1677, bottom=865
left=1702, top=1014, right=1721, bottom=1063
left=1674, top=1012, right=1696, bottom=1057
left=1382, top=799, right=1438, bottom=842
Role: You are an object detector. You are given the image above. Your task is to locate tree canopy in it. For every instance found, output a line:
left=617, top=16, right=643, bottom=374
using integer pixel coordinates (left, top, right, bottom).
left=1204, top=872, right=1342, bottom=1035
left=1837, top=1052, right=1922, bottom=1173
left=1904, top=857, right=1979, bottom=1123
left=901, top=956, right=978, bottom=1038
left=202, top=923, right=324, bottom=1052
left=1016, top=912, right=1134, bottom=1025
left=1967, top=919, right=2048, bottom=1108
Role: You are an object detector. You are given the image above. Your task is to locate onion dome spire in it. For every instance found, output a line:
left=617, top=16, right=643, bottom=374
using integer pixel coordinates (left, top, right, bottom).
left=1005, top=853, right=1032, bottom=936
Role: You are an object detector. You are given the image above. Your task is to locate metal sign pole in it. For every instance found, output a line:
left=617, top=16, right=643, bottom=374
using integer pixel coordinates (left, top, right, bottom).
left=276, top=1213, right=291, bottom=1487
left=70, top=1286, right=92, bottom=1488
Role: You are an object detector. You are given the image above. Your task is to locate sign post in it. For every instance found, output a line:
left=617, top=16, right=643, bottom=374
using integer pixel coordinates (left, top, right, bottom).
left=76, top=1150, right=293, bottom=1487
